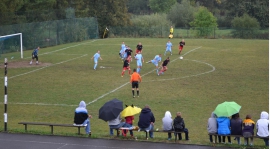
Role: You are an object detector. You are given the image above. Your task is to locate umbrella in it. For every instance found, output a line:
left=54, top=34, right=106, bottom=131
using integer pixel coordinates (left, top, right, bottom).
left=99, top=98, right=123, bottom=121
left=214, top=101, right=241, bottom=117
left=121, top=105, right=142, bottom=117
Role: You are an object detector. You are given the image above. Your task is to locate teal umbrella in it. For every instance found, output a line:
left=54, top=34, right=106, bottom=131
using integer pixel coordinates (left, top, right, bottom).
left=214, top=101, right=241, bottom=117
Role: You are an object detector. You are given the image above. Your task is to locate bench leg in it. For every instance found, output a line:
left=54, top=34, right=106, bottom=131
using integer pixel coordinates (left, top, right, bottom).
left=78, top=127, right=81, bottom=135
left=50, top=126, right=53, bottom=134
left=116, top=129, right=119, bottom=137
left=214, top=135, right=217, bottom=143
left=24, top=124, right=27, bottom=132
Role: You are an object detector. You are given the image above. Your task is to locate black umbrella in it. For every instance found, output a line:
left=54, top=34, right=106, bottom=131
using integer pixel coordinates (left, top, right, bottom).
left=99, top=98, right=123, bottom=121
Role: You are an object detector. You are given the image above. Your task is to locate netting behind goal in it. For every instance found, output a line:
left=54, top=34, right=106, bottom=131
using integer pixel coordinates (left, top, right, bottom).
left=0, top=33, right=23, bottom=59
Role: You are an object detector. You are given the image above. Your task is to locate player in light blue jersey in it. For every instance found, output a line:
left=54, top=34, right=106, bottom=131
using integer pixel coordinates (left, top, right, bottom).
left=91, top=51, right=102, bottom=70
left=146, top=54, right=162, bottom=75
left=119, top=42, right=126, bottom=60
left=164, top=40, right=173, bottom=56
left=135, top=51, right=144, bottom=74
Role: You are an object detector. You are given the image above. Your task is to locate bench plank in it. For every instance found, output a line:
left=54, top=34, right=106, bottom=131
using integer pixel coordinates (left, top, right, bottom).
left=18, top=122, right=86, bottom=135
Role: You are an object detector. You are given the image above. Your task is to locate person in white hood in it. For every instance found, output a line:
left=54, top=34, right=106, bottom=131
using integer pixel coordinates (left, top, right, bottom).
left=256, top=111, right=269, bottom=146
left=207, top=112, right=217, bottom=143
left=162, top=111, right=173, bottom=140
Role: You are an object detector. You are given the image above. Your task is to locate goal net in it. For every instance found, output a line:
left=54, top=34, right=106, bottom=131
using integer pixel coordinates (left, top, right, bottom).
left=0, top=33, right=23, bottom=59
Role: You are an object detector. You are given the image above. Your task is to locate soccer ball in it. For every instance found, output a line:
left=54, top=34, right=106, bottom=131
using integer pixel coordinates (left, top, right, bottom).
left=180, top=56, right=183, bottom=60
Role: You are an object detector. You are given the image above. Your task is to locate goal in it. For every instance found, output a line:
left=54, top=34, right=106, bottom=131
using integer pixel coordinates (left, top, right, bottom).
left=0, top=33, right=23, bottom=58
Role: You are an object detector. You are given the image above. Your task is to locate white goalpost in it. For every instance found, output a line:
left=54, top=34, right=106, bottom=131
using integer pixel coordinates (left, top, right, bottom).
left=0, top=33, right=23, bottom=58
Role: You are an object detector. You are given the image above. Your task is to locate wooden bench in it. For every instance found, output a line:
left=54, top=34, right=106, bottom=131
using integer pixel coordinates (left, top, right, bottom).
left=18, top=122, right=87, bottom=135
left=208, top=133, right=268, bottom=145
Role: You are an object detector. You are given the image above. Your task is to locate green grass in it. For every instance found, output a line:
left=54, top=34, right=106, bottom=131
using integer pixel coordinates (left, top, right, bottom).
left=0, top=38, right=268, bottom=148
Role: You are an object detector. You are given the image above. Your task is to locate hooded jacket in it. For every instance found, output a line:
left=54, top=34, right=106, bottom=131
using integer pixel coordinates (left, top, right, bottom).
left=207, top=112, right=217, bottom=133
left=162, top=111, right=173, bottom=130
left=74, top=101, right=88, bottom=124
left=256, top=111, right=269, bottom=137
left=217, top=117, right=231, bottom=135
left=138, top=108, right=155, bottom=128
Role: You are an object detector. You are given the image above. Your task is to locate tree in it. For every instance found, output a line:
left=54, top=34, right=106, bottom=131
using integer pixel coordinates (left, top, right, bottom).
left=231, top=13, right=260, bottom=38
left=127, top=0, right=151, bottom=14
left=225, top=0, right=269, bottom=27
left=167, top=0, right=197, bottom=27
left=149, top=0, right=176, bottom=13
left=189, top=7, right=218, bottom=36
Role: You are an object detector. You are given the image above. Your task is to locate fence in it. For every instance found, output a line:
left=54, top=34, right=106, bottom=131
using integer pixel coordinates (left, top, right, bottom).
left=108, top=27, right=269, bottom=39
left=0, top=17, right=99, bottom=54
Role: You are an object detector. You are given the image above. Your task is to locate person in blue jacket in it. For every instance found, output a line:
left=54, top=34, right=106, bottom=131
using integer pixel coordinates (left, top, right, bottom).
left=217, top=116, right=231, bottom=143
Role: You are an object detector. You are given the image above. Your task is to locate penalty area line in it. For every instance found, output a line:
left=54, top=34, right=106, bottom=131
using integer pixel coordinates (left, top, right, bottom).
left=9, top=54, right=88, bottom=79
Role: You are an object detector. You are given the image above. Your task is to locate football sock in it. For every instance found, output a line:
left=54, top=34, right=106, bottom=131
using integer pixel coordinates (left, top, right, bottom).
left=156, top=69, right=159, bottom=74
left=132, top=90, right=134, bottom=96
left=137, top=90, right=139, bottom=96
left=94, top=64, right=97, bottom=69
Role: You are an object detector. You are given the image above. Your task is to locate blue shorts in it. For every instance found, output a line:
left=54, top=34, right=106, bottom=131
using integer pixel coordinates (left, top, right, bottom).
left=151, top=60, right=158, bottom=66
left=137, top=62, right=142, bottom=67
left=166, top=48, right=171, bottom=52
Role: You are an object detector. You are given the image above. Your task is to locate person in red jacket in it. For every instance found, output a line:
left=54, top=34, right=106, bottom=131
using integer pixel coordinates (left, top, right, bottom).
left=123, top=115, right=134, bottom=137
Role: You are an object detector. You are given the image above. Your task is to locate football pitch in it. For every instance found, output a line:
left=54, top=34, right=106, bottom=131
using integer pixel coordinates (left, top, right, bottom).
left=0, top=38, right=268, bottom=146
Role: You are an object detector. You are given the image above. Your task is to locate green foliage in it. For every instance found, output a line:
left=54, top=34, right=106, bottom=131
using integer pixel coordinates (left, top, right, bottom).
left=109, top=13, right=172, bottom=37
left=127, top=0, right=151, bottom=14
left=189, top=7, right=218, bottom=37
left=225, top=0, right=269, bottom=28
left=231, top=14, right=261, bottom=39
left=167, top=0, right=197, bottom=27
left=149, top=0, right=176, bottom=13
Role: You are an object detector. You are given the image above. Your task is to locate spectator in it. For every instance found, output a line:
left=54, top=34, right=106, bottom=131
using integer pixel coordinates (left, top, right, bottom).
left=173, top=112, right=189, bottom=140
left=217, top=116, right=231, bottom=144
left=138, top=105, right=155, bottom=138
left=123, top=115, right=134, bottom=137
left=73, top=101, right=92, bottom=136
left=242, top=114, right=255, bottom=146
left=162, top=111, right=173, bottom=140
left=207, top=112, right=218, bottom=143
left=256, top=111, right=269, bottom=146
left=230, top=113, right=242, bottom=144
left=108, top=113, right=126, bottom=136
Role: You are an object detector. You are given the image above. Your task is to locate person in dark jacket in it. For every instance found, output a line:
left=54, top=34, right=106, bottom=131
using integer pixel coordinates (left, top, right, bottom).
left=230, top=113, right=242, bottom=144
left=138, top=105, right=155, bottom=138
left=173, top=112, right=189, bottom=140
left=242, top=114, right=255, bottom=146
left=74, top=101, right=92, bottom=136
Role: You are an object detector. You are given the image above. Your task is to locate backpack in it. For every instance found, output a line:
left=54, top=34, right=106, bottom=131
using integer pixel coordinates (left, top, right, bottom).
left=174, top=119, right=183, bottom=130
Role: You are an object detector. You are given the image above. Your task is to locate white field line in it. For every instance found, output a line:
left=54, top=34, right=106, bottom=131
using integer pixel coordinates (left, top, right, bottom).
left=9, top=54, right=88, bottom=79
left=86, top=46, right=203, bottom=105
left=143, top=59, right=215, bottom=82
left=25, top=40, right=97, bottom=59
